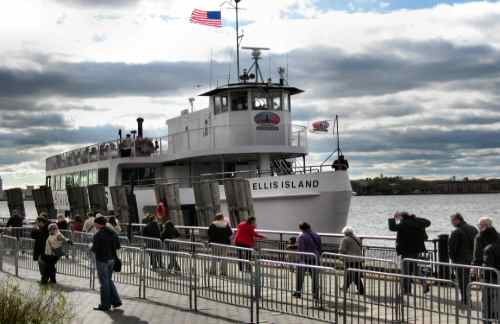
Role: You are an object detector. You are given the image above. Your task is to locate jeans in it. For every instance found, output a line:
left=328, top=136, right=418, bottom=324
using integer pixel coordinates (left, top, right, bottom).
left=149, top=252, right=163, bottom=270
left=401, top=253, right=419, bottom=294
left=236, top=245, right=252, bottom=272
left=96, top=259, right=121, bottom=310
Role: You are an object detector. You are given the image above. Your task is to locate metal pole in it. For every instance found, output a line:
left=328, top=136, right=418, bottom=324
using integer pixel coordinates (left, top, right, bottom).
left=235, top=0, right=241, bottom=80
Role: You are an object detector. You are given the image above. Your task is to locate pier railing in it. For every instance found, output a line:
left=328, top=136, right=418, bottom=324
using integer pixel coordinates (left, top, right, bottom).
left=2, top=232, right=499, bottom=323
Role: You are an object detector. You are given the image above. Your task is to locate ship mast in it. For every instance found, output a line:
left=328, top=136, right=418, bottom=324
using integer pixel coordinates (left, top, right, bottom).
left=235, top=0, right=241, bottom=80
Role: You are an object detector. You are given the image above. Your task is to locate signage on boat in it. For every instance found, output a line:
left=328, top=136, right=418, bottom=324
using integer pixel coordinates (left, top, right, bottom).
left=252, top=179, right=319, bottom=191
left=254, top=112, right=280, bottom=131
left=248, top=174, right=322, bottom=198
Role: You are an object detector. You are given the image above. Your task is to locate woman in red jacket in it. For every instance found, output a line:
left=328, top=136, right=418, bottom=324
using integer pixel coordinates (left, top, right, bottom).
left=234, top=216, right=265, bottom=272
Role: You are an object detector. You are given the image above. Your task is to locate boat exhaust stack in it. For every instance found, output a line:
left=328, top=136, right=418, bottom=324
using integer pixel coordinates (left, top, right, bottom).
left=137, top=117, right=144, bottom=139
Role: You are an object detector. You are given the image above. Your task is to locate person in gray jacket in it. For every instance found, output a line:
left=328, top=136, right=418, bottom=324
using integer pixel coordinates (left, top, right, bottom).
left=339, top=226, right=364, bottom=294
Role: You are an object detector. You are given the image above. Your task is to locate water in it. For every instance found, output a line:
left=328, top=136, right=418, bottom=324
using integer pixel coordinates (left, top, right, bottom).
left=2, top=194, right=499, bottom=238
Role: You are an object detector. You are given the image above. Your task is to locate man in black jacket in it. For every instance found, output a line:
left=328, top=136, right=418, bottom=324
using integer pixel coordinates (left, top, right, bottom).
left=31, top=216, right=50, bottom=284
left=449, top=213, right=478, bottom=304
left=142, top=213, right=164, bottom=270
left=388, top=211, right=431, bottom=294
left=91, top=216, right=122, bottom=312
left=161, top=219, right=181, bottom=273
left=208, top=213, right=233, bottom=275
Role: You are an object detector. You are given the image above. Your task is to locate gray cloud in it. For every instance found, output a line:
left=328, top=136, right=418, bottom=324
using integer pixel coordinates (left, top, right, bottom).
left=53, top=0, right=140, bottom=8
left=0, top=112, right=68, bottom=129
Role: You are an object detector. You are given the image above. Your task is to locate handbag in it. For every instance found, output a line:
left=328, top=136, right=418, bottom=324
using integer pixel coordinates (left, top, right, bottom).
left=53, top=246, right=65, bottom=258
left=113, top=256, right=122, bottom=272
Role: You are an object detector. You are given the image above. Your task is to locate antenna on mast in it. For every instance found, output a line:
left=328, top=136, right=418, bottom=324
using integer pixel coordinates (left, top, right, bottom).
left=235, top=0, right=242, bottom=80
left=241, top=46, right=270, bottom=83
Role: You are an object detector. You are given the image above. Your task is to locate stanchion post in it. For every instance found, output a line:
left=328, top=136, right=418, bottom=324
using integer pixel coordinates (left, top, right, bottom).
left=254, top=260, right=261, bottom=324
left=14, top=237, right=19, bottom=277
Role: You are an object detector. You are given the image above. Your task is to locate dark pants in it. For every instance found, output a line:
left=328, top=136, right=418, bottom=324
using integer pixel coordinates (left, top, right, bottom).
left=39, top=255, right=59, bottom=283
left=482, top=285, right=500, bottom=324
left=96, top=259, right=121, bottom=310
left=295, top=259, right=320, bottom=299
left=167, top=254, right=181, bottom=272
left=149, top=252, right=163, bottom=270
left=236, top=245, right=252, bottom=272
left=344, top=261, right=365, bottom=294
left=401, top=253, right=419, bottom=294
left=456, top=267, right=471, bottom=304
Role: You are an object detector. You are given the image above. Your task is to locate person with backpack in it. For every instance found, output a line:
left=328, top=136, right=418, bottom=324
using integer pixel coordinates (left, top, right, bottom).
left=293, top=222, right=322, bottom=301
left=449, top=213, right=478, bottom=305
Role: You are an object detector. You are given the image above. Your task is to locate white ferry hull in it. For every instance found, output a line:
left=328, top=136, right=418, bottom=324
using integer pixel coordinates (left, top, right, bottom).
left=134, top=170, right=352, bottom=232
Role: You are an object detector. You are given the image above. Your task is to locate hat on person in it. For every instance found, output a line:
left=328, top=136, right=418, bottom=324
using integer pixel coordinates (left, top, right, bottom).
left=94, top=215, right=107, bottom=225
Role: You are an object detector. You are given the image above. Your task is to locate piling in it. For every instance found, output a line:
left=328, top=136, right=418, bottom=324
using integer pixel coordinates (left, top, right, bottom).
left=193, top=180, right=221, bottom=227
left=32, top=186, right=56, bottom=219
left=109, top=186, right=139, bottom=225
left=87, top=184, right=108, bottom=214
left=66, top=186, right=90, bottom=219
left=5, top=188, right=26, bottom=219
left=223, top=178, right=254, bottom=225
left=154, top=183, right=184, bottom=225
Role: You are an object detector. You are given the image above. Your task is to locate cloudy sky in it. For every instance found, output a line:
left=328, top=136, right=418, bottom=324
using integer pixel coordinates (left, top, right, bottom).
left=1, top=0, right=500, bottom=188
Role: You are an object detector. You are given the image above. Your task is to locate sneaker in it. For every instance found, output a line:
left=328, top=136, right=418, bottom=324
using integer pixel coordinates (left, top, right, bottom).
left=112, top=302, right=122, bottom=309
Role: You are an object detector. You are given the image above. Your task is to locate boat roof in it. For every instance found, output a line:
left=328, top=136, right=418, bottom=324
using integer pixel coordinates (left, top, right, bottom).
left=199, top=82, right=304, bottom=96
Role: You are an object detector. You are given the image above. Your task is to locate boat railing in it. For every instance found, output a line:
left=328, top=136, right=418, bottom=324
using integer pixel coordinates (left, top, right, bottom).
left=46, top=124, right=308, bottom=171
left=121, top=163, right=340, bottom=188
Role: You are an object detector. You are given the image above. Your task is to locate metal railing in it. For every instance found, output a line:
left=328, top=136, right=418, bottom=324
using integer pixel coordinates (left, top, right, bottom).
left=46, top=123, right=308, bottom=171
left=2, top=233, right=499, bottom=324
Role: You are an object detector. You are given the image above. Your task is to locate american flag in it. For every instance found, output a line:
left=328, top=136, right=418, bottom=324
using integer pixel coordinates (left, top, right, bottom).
left=190, top=9, right=222, bottom=27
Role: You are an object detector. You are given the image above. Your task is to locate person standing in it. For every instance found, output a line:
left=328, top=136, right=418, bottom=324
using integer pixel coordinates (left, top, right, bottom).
left=208, top=213, right=233, bottom=275
left=44, top=223, right=72, bottom=284
left=56, top=214, right=69, bottom=231
left=339, top=226, right=365, bottom=295
left=142, top=212, right=165, bottom=270
left=234, top=216, right=265, bottom=272
left=71, top=216, right=84, bottom=232
left=481, top=221, right=500, bottom=324
left=91, top=215, right=122, bottom=312
left=31, top=216, right=50, bottom=284
left=6, top=211, right=23, bottom=228
left=83, top=212, right=97, bottom=234
left=388, top=211, right=431, bottom=294
left=473, top=217, right=499, bottom=266
left=161, top=217, right=181, bottom=274
left=448, top=213, right=478, bottom=304
left=293, top=222, right=322, bottom=301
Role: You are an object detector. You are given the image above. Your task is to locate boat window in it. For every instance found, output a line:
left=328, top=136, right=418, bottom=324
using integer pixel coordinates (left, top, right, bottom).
left=272, top=95, right=282, bottom=111
left=89, top=169, right=98, bottom=185
left=214, top=96, right=228, bottom=115
left=231, top=92, right=248, bottom=111
left=80, top=170, right=89, bottom=186
left=122, top=167, right=156, bottom=186
left=253, top=94, right=269, bottom=110
left=73, top=173, right=80, bottom=187
left=46, top=176, right=51, bottom=188
left=65, top=175, right=73, bottom=188
left=285, top=94, right=291, bottom=112
left=56, top=175, right=61, bottom=191
left=98, top=168, right=109, bottom=186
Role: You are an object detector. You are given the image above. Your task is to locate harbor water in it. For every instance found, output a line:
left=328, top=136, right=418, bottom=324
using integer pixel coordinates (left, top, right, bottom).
left=2, top=193, right=499, bottom=238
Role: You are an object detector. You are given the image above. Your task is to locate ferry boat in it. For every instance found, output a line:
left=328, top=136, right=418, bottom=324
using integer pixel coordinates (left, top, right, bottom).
left=44, top=7, right=352, bottom=233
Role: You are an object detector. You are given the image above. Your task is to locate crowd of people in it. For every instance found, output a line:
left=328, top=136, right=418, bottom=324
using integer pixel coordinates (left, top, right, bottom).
left=27, top=212, right=122, bottom=312
left=2, top=207, right=500, bottom=318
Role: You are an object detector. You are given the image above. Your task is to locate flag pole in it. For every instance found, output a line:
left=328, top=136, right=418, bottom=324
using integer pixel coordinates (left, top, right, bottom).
left=235, top=0, right=241, bottom=81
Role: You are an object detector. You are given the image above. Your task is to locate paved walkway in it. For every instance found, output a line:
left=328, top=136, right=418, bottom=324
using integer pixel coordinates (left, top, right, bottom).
left=0, top=266, right=324, bottom=324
